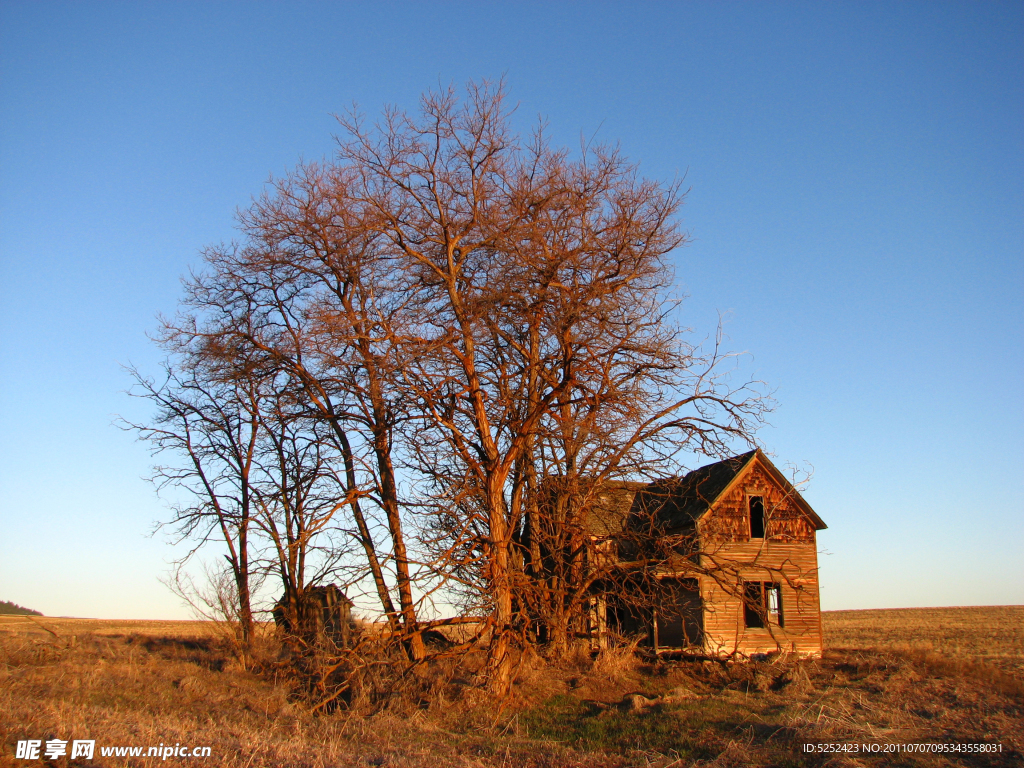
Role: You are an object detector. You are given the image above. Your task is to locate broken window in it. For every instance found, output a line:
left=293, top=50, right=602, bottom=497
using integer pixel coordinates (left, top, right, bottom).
left=748, top=496, right=765, bottom=539
left=743, top=581, right=784, bottom=629
left=767, top=583, right=784, bottom=627
left=743, top=582, right=765, bottom=628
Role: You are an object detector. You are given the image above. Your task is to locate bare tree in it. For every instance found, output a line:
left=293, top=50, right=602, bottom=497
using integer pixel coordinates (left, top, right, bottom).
left=122, top=358, right=262, bottom=645
left=128, top=325, right=369, bottom=656
left=131, top=79, right=772, bottom=693
left=177, top=163, right=428, bottom=659
left=331, top=80, right=769, bottom=688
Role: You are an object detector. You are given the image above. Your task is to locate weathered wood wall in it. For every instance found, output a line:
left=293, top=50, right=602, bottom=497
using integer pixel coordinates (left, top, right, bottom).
left=696, top=458, right=822, bottom=656
left=699, top=460, right=816, bottom=544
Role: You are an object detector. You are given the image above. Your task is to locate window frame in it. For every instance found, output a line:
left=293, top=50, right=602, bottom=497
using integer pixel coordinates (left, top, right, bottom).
left=743, top=580, right=784, bottom=629
left=743, top=581, right=765, bottom=628
left=767, top=582, right=784, bottom=628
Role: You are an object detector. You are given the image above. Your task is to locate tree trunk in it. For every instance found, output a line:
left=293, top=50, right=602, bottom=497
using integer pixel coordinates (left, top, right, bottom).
left=334, top=425, right=402, bottom=632
left=369, top=380, right=425, bottom=660
left=236, top=528, right=254, bottom=644
left=486, top=479, right=515, bottom=694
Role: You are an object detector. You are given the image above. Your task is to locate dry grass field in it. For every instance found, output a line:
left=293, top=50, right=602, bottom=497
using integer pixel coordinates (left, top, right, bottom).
left=0, top=616, right=223, bottom=640
left=823, top=607, right=1024, bottom=678
left=1, top=607, right=1021, bottom=767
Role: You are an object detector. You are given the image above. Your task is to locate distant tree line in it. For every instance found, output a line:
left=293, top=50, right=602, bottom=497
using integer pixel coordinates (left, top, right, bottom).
left=124, top=81, right=769, bottom=693
left=0, top=600, right=42, bottom=616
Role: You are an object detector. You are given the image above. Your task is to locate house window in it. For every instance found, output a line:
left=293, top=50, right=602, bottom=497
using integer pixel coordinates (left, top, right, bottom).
left=743, top=581, right=784, bottom=629
left=748, top=496, right=765, bottom=538
left=743, top=582, right=765, bottom=628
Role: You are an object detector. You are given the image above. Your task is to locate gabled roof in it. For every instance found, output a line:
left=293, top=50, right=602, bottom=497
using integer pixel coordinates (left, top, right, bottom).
left=629, top=449, right=826, bottom=531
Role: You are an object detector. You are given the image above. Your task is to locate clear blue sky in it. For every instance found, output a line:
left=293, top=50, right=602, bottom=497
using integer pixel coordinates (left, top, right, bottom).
left=1, top=1, right=1021, bottom=619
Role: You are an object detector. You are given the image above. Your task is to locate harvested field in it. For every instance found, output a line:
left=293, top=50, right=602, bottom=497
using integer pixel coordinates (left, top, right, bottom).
left=0, top=615, right=224, bottom=640
left=1, top=607, right=1021, bottom=767
left=823, top=606, right=1024, bottom=678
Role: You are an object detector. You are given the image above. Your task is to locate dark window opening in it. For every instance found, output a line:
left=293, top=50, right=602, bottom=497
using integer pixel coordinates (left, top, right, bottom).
left=749, top=496, right=765, bottom=539
left=605, top=599, right=644, bottom=639
left=743, top=582, right=765, bottom=628
left=743, top=581, right=783, bottom=629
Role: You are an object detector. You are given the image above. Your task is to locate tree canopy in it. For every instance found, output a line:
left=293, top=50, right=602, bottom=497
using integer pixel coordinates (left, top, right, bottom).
left=127, top=80, right=770, bottom=692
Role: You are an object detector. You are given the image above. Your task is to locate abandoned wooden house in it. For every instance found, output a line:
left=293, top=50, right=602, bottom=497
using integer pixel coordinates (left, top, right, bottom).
left=586, top=449, right=826, bottom=657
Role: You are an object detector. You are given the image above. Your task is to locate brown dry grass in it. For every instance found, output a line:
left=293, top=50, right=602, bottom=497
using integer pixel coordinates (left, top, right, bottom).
left=0, top=616, right=575, bottom=768
left=1, top=607, right=1022, bottom=767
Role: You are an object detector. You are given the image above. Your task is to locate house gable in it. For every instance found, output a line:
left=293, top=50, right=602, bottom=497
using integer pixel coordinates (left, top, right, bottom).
left=698, top=451, right=824, bottom=544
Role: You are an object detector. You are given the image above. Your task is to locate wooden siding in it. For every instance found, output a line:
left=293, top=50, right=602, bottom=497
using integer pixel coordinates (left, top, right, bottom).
left=697, top=545, right=822, bottom=656
left=695, top=457, right=822, bottom=656
left=587, top=453, right=824, bottom=657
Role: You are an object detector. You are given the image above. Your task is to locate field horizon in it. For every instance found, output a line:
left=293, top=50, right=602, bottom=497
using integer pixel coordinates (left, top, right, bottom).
left=5, top=602, right=1021, bottom=621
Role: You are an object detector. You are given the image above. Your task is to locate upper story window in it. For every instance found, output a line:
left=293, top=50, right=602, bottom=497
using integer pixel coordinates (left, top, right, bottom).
left=748, top=496, right=765, bottom=539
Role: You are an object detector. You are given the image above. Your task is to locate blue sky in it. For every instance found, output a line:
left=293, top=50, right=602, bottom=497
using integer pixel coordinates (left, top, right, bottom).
left=1, top=1, right=1021, bottom=619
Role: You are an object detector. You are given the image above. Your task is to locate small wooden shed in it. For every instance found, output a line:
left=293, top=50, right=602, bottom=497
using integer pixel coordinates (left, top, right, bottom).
left=273, top=584, right=355, bottom=648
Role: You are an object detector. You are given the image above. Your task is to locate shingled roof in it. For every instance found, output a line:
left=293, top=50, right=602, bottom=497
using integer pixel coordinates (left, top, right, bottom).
left=625, top=449, right=826, bottom=533
left=629, top=450, right=758, bottom=530
left=586, top=481, right=648, bottom=536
